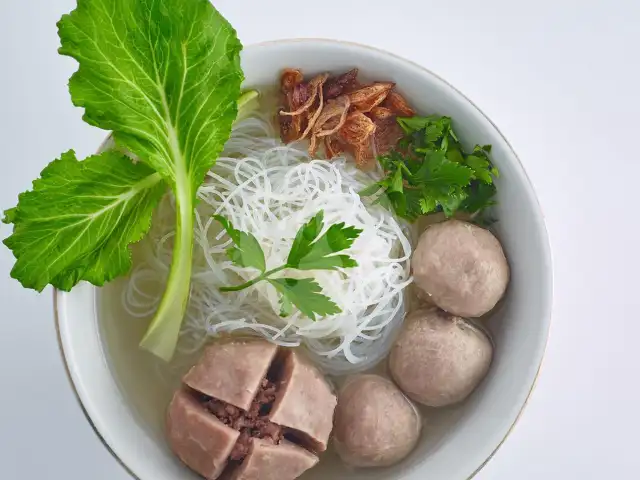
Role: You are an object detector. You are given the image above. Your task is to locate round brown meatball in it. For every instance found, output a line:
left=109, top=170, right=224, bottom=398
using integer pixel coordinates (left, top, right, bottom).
left=412, top=219, right=509, bottom=318
left=333, top=374, right=421, bottom=468
left=389, top=308, right=493, bottom=407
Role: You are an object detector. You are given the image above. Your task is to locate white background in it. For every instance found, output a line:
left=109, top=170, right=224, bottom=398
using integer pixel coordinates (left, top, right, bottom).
left=0, top=0, right=638, bottom=479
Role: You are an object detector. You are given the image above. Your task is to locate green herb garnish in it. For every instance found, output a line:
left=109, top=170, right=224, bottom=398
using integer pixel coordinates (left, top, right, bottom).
left=215, top=211, right=361, bottom=321
left=362, top=115, right=499, bottom=222
left=2, top=0, right=245, bottom=361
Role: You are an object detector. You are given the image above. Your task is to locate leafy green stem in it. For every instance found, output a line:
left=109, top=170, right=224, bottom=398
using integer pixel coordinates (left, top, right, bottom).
left=139, top=191, right=194, bottom=361
left=219, top=265, right=287, bottom=292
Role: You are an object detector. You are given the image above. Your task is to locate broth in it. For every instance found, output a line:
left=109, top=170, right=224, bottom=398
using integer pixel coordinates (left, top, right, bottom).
left=96, top=93, right=501, bottom=479
left=98, top=244, right=471, bottom=479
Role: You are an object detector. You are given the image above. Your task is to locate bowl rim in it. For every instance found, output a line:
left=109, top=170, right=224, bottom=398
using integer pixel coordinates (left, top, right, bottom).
left=52, top=37, right=554, bottom=480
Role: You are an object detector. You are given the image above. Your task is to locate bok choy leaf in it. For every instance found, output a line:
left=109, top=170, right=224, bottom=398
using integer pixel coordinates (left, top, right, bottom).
left=3, top=0, right=244, bottom=361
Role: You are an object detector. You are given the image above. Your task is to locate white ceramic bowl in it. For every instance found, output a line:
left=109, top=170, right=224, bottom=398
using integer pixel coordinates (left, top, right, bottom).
left=55, top=39, right=553, bottom=480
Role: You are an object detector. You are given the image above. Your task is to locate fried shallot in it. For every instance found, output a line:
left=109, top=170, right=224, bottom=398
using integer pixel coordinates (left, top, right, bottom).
left=323, top=68, right=359, bottom=99
left=300, top=74, right=330, bottom=140
left=339, top=111, right=377, bottom=146
left=324, top=135, right=346, bottom=159
left=281, top=68, right=303, bottom=94
left=383, top=90, right=416, bottom=117
left=277, top=68, right=416, bottom=168
left=369, top=107, right=405, bottom=156
left=347, top=82, right=394, bottom=112
left=280, top=73, right=328, bottom=117
left=313, top=96, right=351, bottom=138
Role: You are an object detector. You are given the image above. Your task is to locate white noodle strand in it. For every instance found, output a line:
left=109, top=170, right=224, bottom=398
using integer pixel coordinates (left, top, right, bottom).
left=123, top=115, right=413, bottom=375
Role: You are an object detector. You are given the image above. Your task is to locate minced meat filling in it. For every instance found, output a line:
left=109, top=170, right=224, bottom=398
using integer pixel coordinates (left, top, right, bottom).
left=199, top=378, right=284, bottom=461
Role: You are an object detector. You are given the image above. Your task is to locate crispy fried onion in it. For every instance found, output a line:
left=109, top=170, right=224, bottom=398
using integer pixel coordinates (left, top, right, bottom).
left=306, top=95, right=352, bottom=157
left=323, top=68, right=359, bottom=99
left=340, top=111, right=376, bottom=145
left=347, top=82, right=394, bottom=112
left=313, top=96, right=351, bottom=138
left=278, top=110, right=298, bottom=144
left=278, top=68, right=416, bottom=168
left=278, top=69, right=306, bottom=143
left=339, top=112, right=377, bottom=168
left=324, top=135, right=345, bottom=159
left=280, top=73, right=329, bottom=117
left=279, top=72, right=329, bottom=145
left=383, top=91, right=416, bottom=116
left=281, top=68, right=303, bottom=94
left=369, top=107, right=405, bottom=156
left=354, top=142, right=375, bottom=169
left=368, top=106, right=395, bottom=122
left=300, top=74, right=329, bottom=140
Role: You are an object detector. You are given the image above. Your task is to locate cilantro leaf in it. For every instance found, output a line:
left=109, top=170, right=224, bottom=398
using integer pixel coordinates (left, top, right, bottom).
left=388, top=168, right=405, bottom=193
left=296, top=254, right=358, bottom=271
left=397, top=115, right=445, bottom=134
left=386, top=188, right=420, bottom=222
left=465, top=145, right=496, bottom=184
left=278, top=295, right=294, bottom=317
left=439, top=189, right=468, bottom=217
left=287, top=211, right=362, bottom=271
left=400, top=115, right=453, bottom=152
left=3, top=150, right=165, bottom=292
left=358, top=183, right=384, bottom=198
left=287, top=211, right=325, bottom=267
left=419, top=196, right=437, bottom=215
left=361, top=114, right=499, bottom=222
left=445, top=141, right=465, bottom=164
left=217, top=210, right=361, bottom=321
left=466, top=155, right=493, bottom=183
left=424, top=117, right=451, bottom=146
left=414, top=151, right=475, bottom=187
left=213, top=215, right=266, bottom=272
left=461, top=182, right=498, bottom=214
left=269, top=278, right=342, bottom=321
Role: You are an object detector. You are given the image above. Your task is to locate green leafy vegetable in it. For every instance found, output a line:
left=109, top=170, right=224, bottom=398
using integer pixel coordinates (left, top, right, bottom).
left=3, top=150, right=164, bottom=292
left=287, top=211, right=362, bottom=271
left=363, top=115, right=499, bottom=222
left=236, top=90, right=261, bottom=122
left=287, top=211, right=325, bottom=267
left=269, top=278, right=342, bottom=321
left=212, top=215, right=265, bottom=272
left=215, top=211, right=361, bottom=320
left=278, top=294, right=294, bottom=318
left=66, top=0, right=243, bottom=362
left=461, top=182, right=498, bottom=214
left=3, top=0, right=244, bottom=361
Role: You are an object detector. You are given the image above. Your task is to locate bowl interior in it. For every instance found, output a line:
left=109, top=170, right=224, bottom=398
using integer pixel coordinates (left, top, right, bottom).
left=57, top=40, right=552, bottom=480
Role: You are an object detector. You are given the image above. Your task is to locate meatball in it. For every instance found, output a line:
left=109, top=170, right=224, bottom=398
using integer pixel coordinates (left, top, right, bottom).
left=333, top=374, right=421, bottom=468
left=389, top=308, right=493, bottom=407
left=412, top=220, right=509, bottom=318
left=167, top=340, right=336, bottom=480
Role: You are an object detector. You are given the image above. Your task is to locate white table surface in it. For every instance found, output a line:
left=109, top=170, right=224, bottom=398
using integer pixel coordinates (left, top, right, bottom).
left=1, top=0, right=638, bottom=479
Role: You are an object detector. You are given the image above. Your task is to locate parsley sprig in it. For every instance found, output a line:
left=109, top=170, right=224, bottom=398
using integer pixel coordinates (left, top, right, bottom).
left=214, top=211, right=362, bottom=320
left=361, top=115, right=499, bottom=222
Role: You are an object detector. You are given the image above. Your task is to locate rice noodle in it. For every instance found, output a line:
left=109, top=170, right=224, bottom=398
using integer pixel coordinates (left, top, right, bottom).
left=123, top=114, right=413, bottom=375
